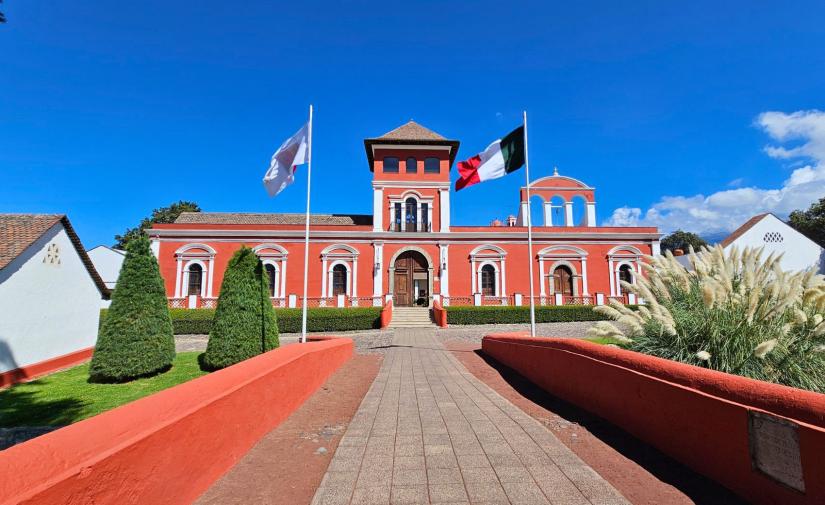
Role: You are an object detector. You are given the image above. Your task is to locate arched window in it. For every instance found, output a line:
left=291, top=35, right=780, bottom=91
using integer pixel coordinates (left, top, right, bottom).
left=383, top=157, right=399, bottom=173
left=265, top=263, right=277, bottom=297
left=481, top=264, right=496, bottom=296
left=424, top=157, right=439, bottom=173
left=421, top=202, right=429, bottom=232
left=552, top=265, right=573, bottom=296
left=406, top=156, right=417, bottom=173
left=618, top=264, right=633, bottom=293
left=405, top=197, right=417, bottom=232
left=332, top=264, right=347, bottom=296
left=187, top=263, right=203, bottom=296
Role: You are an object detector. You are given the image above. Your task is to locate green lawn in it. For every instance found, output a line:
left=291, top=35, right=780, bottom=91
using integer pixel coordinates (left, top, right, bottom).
left=0, top=352, right=207, bottom=427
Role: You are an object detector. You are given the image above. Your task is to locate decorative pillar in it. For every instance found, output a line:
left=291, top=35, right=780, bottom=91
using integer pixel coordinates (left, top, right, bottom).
left=352, top=258, right=358, bottom=297
left=373, top=188, right=383, bottom=232
left=471, top=259, right=477, bottom=294
left=373, top=243, right=383, bottom=299
left=321, top=258, right=328, bottom=297
left=538, top=258, right=545, bottom=297
left=501, top=259, right=507, bottom=296
left=416, top=203, right=422, bottom=232
left=207, top=257, right=215, bottom=297
left=389, top=203, right=396, bottom=232
left=439, top=189, right=450, bottom=232
left=564, top=201, right=574, bottom=227
left=174, top=257, right=183, bottom=298
left=281, top=257, right=287, bottom=300
left=586, top=202, right=597, bottom=227
left=520, top=202, right=528, bottom=224
left=543, top=202, right=552, bottom=226
left=608, top=259, right=615, bottom=296
left=581, top=258, right=589, bottom=295
left=439, top=244, right=449, bottom=297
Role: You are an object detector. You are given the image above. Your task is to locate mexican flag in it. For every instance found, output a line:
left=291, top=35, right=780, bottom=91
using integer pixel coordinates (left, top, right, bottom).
left=455, top=125, right=525, bottom=191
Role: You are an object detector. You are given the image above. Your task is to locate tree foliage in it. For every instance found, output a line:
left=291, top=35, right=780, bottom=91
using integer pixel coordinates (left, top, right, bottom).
left=114, top=201, right=200, bottom=249
left=660, top=230, right=709, bottom=254
left=202, top=247, right=279, bottom=370
left=0, top=0, right=6, bottom=23
left=788, top=197, right=825, bottom=248
left=89, top=235, right=176, bottom=382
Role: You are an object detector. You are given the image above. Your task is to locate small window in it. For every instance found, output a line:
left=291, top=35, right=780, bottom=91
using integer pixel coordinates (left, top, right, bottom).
left=187, top=264, right=203, bottom=296
left=618, top=264, right=633, bottom=285
left=332, top=264, right=347, bottom=296
left=406, top=157, right=417, bottom=173
left=481, top=265, right=496, bottom=296
left=405, top=197, right=417, bottom=232
left=421, top=202, right=429, bottom=232
left=394, top=202, right=402, bottom=231
left=763, top=232, right=783, bottom=243
left=383, top=157, right=399, bottom=173
left=424, top=157, right=440, bottom=173
left=265, top=263, right=277, bottom=297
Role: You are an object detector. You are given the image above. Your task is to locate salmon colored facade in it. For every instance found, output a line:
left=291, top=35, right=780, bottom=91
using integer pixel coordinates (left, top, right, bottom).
left=149, top=121, right=660, bottom=309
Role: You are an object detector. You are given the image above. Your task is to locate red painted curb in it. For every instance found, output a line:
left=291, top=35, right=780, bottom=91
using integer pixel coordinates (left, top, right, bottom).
left=0, top=348, right=94, bottom=389
left=482, top=333, right=825, bottom=505
left=0, top=338, right=353, bottom=505
left=380, top=300, right=393, bottom=329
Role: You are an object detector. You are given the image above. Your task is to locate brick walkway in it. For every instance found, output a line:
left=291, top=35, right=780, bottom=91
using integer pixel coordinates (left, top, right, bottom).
left=312, top=328, right=629, bottom=505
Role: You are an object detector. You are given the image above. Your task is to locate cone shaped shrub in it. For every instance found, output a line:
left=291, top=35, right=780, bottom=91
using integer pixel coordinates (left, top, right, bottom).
left=202, top=247, right=279, bottom=369
left=89, top=235, right=175, bottom=382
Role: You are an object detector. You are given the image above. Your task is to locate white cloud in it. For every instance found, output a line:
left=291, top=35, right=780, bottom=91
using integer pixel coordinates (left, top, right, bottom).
left=604, top=110, right=825, bottom=236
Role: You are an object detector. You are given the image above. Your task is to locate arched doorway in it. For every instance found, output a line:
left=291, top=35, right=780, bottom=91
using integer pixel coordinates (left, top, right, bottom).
left=552, top=265, right=574, bottom=296
left=393, top=250, right=429, bottom=306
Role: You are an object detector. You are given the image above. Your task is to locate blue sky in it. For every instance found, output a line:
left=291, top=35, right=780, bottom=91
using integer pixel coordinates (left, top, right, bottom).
left=2, top=1, right=824, bottom=247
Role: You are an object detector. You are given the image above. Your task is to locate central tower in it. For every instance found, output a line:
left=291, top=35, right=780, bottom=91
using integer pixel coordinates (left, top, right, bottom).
left=364, top=121, right=460, bottom=234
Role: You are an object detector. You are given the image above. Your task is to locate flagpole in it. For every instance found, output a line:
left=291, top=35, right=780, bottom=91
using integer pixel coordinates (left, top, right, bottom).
left=300, top=104, right=313, bottom=344
left=523, top=110, right=536, bottom=338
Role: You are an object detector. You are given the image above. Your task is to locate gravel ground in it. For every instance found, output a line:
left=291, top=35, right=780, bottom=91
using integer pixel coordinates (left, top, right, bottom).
left=436, top=321, right=599, bottom=344
left=177, top=322, right=598, bottom=355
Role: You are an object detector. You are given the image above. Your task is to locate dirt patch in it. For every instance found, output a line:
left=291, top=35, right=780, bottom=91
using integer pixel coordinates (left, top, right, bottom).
left=195, top=353, right=382, bottom=505
left=445, top=339, right=746, bottom=505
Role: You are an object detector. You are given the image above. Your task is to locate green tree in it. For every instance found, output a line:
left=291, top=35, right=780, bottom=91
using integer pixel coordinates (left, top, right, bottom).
left=788, top=197, right=825, bottom=247
left=90, top=235, right=176, bottom=382
left=202, top=247, right=279, bottom=370
left=114, top=201, right=200, bottom=249
left=0, top=1, right=6, bottom=23
left=660, top=230, right=709, bottom=254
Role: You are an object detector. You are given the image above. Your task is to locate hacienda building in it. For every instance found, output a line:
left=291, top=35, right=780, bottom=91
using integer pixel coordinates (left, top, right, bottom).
left=148, top=121, right=661, bottom=309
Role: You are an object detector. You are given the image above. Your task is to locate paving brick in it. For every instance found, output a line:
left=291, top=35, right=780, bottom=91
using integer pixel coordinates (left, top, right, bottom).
left=428, top=483, right=468, bottom=503
left=390, top=485, right=429, bottom=504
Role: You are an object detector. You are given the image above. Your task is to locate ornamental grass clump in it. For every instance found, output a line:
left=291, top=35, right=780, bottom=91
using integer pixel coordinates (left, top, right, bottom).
left=202, top=247, right=279, bottom=370
left=588, top=246, right=825, bottom=392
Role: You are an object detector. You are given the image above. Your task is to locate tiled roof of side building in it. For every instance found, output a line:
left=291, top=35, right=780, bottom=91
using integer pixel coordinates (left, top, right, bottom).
left=719, top=213, right=770, bottom=248
left=174, top=212, right=373, bottom=226
left=0, top=214, right=109, bottom=297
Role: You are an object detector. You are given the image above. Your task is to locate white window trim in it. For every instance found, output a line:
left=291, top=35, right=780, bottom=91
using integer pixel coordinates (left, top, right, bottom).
left=477, top=261, right=500, bottom=297
left=327, top=260, right=352, bottom=297
left=174, top=245, right=216, bottom=298
left=183, top=259, right=207, bottom=297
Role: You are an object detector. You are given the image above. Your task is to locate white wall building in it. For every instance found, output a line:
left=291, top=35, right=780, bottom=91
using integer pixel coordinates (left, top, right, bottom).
left=0, top=214, right=109, bottom=385
left=88, top=245, right=125, bottom=307
left=720, top=213, right=824, bottom=273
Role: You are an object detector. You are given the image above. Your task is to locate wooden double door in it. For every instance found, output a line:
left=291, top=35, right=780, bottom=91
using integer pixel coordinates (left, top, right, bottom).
left=393, top=251, right=429, bottom=306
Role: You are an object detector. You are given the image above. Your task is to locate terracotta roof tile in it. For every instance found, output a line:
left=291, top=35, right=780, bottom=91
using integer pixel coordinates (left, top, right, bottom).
left=0, top=214, right=63, bottom=270
left=719, top=213, right=770, bottom=248
left=0, top=214, right=109, bottom=297
left=174, top=212, right=373, bottom=226
left=375, top=120, right=447, bottom=141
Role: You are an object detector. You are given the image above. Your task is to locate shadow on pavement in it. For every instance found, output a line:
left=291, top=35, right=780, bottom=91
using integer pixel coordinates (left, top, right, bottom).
left=475, top=349, right=747, bottom=505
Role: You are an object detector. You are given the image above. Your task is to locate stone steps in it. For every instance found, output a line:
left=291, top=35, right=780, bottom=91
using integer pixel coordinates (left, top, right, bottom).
left=388, top=307, right=435, bottom=328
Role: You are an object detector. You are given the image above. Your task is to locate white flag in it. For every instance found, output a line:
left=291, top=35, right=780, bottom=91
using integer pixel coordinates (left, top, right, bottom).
left=262, top=123, right=309, bottom=197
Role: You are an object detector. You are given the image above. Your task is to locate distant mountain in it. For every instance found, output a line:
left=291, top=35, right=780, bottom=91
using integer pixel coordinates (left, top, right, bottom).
left=700, top=231, right=729, bottom=245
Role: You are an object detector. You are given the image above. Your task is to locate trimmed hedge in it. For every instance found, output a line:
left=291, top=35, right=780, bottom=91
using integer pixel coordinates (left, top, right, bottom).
left=444, top=305, right=637, bottom=325
left=203, top=247, right=279, bottom=370
left=102, top=307, right=382, bottom=334
left=89, top=236, right=175, bottom=382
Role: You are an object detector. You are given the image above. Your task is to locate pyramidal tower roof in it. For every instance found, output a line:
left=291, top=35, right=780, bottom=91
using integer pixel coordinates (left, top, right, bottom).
left=364, top=120, right=460, bottom=170
left=376, top=120, right=447, bottom=141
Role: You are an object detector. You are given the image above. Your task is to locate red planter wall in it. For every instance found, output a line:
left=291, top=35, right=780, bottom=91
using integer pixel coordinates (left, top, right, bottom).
left=482, top=333, right=825, bottom=505
left=0, top=337, right=353, bottom=505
